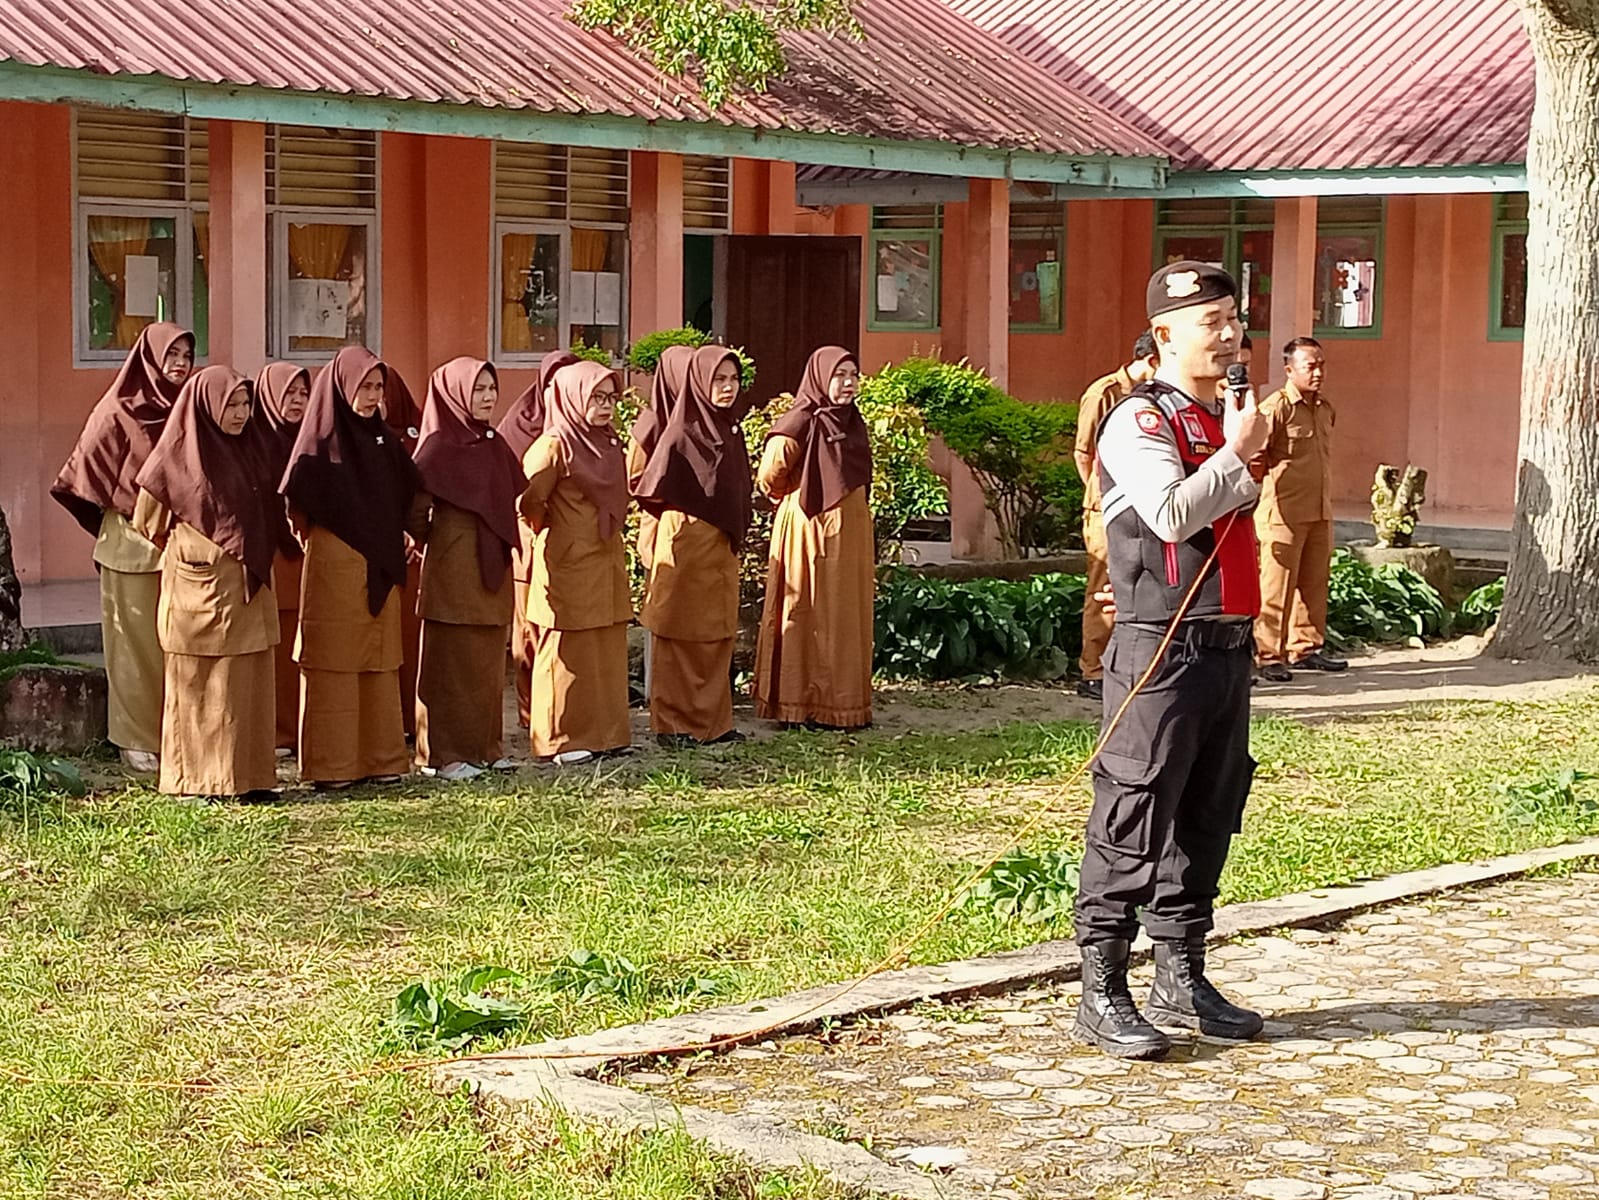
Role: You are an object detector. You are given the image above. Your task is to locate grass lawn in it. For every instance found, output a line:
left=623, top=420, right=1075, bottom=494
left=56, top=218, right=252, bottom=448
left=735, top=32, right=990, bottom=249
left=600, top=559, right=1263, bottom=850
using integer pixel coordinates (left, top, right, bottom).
left=2, top=685, right=1597, bottom=1198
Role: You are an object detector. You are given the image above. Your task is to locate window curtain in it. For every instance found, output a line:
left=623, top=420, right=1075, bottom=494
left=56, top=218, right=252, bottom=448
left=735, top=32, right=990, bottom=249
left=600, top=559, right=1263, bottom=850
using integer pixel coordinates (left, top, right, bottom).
left=571, top=228, right=608, bottom=272
left=287, top=222, right=352, bottom=280
left=87, top=216, right=153, bottom=348
left=501, top=233, right=536, bottom=354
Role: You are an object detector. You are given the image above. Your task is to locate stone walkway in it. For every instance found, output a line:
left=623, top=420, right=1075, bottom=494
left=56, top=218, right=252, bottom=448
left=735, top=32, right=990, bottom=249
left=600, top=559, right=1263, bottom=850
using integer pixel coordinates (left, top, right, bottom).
left=627, top=872, right=1599, bottom=1200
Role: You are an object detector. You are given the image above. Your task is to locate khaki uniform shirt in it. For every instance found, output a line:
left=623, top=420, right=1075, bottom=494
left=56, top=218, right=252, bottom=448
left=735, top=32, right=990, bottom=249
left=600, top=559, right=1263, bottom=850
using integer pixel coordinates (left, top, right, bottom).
left=1074, top=366, right=1136, bottom=513
left=416, top=499, right=515, bottom=627
left=1256, top=383, right=1335, bottom=526
left=519, top=435, right=632, bottom=632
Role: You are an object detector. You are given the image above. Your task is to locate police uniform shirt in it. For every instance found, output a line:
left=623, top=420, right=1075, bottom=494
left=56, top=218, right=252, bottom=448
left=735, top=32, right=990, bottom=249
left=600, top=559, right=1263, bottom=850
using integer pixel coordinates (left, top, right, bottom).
left=1098, top=386, right=1259, bottom=549
left=1256, top=382, right=1334, bottom=526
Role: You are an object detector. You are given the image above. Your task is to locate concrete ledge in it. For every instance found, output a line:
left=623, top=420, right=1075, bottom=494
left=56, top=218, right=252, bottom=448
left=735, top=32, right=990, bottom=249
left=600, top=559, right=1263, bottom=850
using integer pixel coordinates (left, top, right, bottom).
left=0, top=663, right=107, bottom=753
left=439, top=837, right=1599, bottom=1197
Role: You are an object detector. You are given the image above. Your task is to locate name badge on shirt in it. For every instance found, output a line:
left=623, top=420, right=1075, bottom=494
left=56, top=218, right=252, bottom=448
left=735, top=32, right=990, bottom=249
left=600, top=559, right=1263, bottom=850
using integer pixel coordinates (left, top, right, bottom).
left=1177, top=409, right=1210, bottom=447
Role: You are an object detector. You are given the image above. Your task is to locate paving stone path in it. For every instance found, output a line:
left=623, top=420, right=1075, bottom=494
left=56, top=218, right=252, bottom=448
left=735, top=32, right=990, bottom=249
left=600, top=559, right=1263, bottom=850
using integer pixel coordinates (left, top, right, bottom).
left=628, top=872, right=1599, bottom=1199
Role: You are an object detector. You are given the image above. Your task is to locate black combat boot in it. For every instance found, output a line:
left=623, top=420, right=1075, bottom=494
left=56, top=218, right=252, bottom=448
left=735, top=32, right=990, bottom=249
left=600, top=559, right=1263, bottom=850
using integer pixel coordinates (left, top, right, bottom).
left=1074, top=939, right=1171, bottom=1059
left=1146, top=935, right=1264, bottom=1039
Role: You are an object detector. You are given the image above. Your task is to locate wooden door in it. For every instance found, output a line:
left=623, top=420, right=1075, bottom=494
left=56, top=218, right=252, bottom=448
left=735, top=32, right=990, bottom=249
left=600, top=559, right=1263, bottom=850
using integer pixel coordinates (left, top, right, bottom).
left=724, top=236, right=860, bottom=408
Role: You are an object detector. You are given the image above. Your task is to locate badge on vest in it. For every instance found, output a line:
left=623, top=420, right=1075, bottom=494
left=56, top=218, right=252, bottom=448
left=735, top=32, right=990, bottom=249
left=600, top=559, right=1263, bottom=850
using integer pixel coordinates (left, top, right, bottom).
left=1177, top=408, right=1209, bottom=445
left=1135, top=408, right=1163, bottom=435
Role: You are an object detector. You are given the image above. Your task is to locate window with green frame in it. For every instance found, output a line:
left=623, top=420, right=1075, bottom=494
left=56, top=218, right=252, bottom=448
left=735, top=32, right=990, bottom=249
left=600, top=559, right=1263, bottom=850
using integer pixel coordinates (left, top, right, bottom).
left=1009, top=202, right=1065, bottom=331
left=869, top=204, right=941, bottom=331
left=1313, top=196, right=1385, bottom=337
left=1153, top=198, right=1274, bottom=334
left=1490, top=193, right=1528, bottom=341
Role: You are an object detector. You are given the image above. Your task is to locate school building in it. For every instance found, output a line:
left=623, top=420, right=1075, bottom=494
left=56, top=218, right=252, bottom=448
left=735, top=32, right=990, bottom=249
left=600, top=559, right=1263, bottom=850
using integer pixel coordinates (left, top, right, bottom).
left=0, top=0, right=1532, bottom=586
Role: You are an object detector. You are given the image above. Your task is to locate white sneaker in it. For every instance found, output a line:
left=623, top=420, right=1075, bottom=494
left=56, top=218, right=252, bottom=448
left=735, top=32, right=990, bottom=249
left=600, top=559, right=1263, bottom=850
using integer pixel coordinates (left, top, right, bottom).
left=423, top=762, right=483, bottom=781
left=120, top=749, right=159, bottom=773
left=488, top=757, right=517, bottom=771
left=552, top=750, right=595, bottom=766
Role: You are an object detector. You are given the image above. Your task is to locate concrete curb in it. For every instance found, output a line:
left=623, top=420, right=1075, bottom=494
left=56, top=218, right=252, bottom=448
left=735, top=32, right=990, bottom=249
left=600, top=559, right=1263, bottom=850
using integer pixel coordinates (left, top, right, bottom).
left=439, top=836, right=1599, bottom=1199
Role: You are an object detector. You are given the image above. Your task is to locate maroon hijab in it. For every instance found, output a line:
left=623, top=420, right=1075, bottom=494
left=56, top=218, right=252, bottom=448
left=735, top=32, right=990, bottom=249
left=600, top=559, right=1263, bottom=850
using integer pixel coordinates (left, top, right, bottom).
left=497, top=351, right=578, bottom=461
left=632, top=346, right=754, bottom=550
left=134, top=366, right=281, bottom=598
left=51, top=322, right=194, bottom=535
left=545, top=361, right=628, bottom=542
left=414, top=357, right=526, bottom=592
left=628, top=344, right=694, bottom=469
left=380, top=365, right=424, bottom=457
left=279, top=347, right=422, bottom=615
left=768, top=346, right=872, bottom=518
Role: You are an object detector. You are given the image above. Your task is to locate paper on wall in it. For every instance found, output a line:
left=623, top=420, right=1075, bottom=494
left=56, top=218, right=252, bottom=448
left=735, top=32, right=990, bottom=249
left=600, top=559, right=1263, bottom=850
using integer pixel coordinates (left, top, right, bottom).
left=124, top=255, right=161, bottom=318
left=593, top=272, right=622, bottom=326
left=570, top=271, right=597, bottom=324
left=286, top=279, right=350, bottom=340
left=876, top=274, right=899, bottom=313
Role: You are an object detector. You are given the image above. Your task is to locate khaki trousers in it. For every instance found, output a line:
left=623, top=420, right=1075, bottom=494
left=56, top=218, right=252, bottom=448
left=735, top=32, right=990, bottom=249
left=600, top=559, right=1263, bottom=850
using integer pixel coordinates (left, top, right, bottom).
left=1255, top=519, right=1334, bottom=665
left=1079, top=508, right=1113, bottom=681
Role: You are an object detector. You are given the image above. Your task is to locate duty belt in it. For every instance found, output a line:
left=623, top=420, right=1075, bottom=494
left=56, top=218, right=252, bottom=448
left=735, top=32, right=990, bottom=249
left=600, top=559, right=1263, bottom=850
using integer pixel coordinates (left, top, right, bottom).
left=1123, top=618, right=1255, bottom=652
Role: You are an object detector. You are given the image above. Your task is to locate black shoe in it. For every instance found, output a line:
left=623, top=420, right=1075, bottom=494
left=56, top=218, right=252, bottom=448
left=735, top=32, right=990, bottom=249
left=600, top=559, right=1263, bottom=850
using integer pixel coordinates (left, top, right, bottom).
left=1074, top=939, right=1171, bottom=1059
left=1146, top=936, right=1264, bottom=1040
left=708, top=729, right=747, bottom=745
left=1076, top=678, right=1104, bottom=701
left=1295, top=650, right=1348, bottom=673
left=1257, top=662, right=1293, bottom=683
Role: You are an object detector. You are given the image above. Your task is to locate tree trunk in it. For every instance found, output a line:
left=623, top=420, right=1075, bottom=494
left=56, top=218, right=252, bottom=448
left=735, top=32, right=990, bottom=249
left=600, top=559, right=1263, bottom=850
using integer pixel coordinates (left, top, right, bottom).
left=1494, top=1, right=1599, bottom=660
left=0, top=504, right=25, bottom=653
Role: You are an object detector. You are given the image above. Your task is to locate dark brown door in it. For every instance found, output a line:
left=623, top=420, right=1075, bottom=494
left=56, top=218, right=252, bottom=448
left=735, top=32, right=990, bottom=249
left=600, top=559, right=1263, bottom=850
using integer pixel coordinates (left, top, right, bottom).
left=725, top=236, right=860, bottom=408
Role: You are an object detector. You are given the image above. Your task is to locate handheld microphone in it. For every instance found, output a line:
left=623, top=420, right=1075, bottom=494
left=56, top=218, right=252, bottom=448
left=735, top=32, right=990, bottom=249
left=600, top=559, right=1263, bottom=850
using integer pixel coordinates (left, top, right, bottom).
left=1225, top=363, right=1251, bottom=411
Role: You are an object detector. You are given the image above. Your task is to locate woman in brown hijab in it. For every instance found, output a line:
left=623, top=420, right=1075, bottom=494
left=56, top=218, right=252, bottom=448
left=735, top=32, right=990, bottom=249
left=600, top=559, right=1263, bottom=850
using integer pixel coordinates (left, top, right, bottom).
left=281, top=347, right=425, bottom=789
left=753, top=346, right=875, bottom=730
left=51, top=322, right=195, bottom=772
left=132, top=366, right=281, bottom=800
left=519, top=361, right=632, bottom=765
left=255, top=363, right=311, bottom=754
left=412, top=357, right=525, bottom=780
left=498, top=350, right=577, bottom=730
left=631, top=346, right=752, bottom=747
left=379, top=372, right=427, bottom=740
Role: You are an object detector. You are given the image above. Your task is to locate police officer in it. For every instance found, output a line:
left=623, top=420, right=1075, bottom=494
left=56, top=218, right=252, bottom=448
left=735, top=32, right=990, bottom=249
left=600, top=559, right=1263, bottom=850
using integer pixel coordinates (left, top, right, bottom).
left=1073, top=261, right=1269, bottom=1060
left=1073, top=331, right=1160, bottom=701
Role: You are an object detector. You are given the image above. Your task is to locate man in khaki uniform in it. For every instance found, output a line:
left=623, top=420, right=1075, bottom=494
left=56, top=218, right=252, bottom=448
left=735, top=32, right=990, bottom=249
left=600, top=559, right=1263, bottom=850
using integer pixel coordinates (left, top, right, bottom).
left=1073, top=331, right=1159, bottom=700
left=1254, top=337, right=1346, bottom=681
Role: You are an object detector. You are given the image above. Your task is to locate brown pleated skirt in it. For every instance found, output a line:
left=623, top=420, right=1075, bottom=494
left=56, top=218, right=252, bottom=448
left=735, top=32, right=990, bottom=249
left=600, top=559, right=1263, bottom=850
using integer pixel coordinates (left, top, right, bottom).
left=399, top=560, right=422, bottom=738
left=649, top=635, right=734, bottom=741
left=416, top=620, right=506, bottom=768
left=159, top=648, right=276, bottom=796
left=512, top=576, right=536, bottom=730
left=101, top=566, right=164, bottom=753
left=299, top=667, right=410, bottom=785
left=274, top=608, right=300, bottom=751
left=530, top=623, right=631, bottom=758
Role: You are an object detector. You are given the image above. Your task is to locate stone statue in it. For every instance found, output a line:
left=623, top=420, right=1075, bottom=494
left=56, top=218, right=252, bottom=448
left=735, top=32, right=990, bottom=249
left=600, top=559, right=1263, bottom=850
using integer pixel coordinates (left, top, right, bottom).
left=1371, top=465, right=1428, bottom=549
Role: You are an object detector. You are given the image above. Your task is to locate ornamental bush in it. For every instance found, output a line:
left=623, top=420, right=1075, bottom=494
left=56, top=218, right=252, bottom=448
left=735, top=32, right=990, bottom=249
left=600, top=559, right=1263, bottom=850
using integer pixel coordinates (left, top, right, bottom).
left=874, top=570, right=1086, bottom=681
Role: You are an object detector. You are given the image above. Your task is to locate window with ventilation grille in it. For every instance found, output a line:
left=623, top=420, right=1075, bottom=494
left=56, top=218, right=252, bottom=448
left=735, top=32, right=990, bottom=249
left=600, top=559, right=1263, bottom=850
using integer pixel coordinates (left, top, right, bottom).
left=73, top=108, right=211, bottom=364
left=1314, top=197, right=1385, bottom=337
left=1491, top=193, right=1528, bottom=341
left=492, top=142, right=631, bottom=364
left=1154, top=198, right=1275, bottom=336
left=1009, top=203, right=1065, bottom=332
left=682, top=155, right=732, bottom=232
left=266, top=125, right=380, bottom=359
left=869, top=205, right=941, bottom=331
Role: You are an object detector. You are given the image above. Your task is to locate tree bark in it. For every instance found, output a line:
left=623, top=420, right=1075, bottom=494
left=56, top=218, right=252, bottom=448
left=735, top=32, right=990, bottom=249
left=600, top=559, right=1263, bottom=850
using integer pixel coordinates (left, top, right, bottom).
left=1494, top=1, right=1599, bottom=660
left=0, top=505, right=25, bottom=653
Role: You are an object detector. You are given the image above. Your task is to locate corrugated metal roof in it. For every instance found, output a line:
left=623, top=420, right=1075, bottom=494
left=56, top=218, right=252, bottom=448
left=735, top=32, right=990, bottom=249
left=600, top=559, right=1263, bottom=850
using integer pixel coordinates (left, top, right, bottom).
left=949, top=0, right=1533, bottom=170
left=0, top=0, right=1168, bottom=161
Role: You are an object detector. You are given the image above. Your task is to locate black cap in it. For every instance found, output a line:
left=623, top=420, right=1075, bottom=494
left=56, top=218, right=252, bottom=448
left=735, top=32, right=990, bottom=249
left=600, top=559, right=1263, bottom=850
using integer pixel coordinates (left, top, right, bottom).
left=1146, top=260, right=1239, bottom=319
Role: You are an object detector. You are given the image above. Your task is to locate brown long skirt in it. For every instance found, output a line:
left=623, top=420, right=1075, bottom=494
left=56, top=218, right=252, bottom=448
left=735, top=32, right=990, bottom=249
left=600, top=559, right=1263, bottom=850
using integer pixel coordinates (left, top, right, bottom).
left=101, top=566, right=164, bottom=753
left=512, top=577, right=536, bottom=730
left=299, top=667, right=410, bottom=785
left=649, top=635, right=734, bottom=741
left=159, top=648, right=276, bottom=796
left=274, top=608, right=300, bottom=751
left=530, top=623, right=630, bottom=758
left=416, top=621, right=506, bottom=768
left=399, top=560, right=422, bottom=737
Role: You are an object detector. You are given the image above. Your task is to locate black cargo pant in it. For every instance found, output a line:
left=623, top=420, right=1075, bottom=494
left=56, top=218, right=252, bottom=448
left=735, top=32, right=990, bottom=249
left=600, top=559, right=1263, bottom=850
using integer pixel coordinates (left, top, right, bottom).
left=1075, top=618, right=1256, bottom=944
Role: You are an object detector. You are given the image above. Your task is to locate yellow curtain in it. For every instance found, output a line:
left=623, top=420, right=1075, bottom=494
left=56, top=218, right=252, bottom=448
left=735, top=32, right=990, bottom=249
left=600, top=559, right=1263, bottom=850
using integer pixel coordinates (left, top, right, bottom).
left=86, top=216, right=153, bottom=348
left=287, top=222, right=352, bottom=280
left=501, top=233, right=535, bottom=354
left=571, top=228, right=608, bottom=272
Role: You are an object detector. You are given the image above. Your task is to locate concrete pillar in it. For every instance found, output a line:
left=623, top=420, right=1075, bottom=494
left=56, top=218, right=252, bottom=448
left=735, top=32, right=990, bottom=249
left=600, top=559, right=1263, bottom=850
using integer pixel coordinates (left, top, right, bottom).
left=764, top=161, right=797, bottom=235
left=1267, top=196, right=1318, bottom=391
left=0, top=103, right=45, bottom=581
left=629, top=151, right=684, bottom=337
left=423, top=135, right=492, bottom=367
left=207, top=121, right=268, bottom=376
left=1406, top=195, right=1452, bottom=487
left=951, top=177, right=1008, bottom=560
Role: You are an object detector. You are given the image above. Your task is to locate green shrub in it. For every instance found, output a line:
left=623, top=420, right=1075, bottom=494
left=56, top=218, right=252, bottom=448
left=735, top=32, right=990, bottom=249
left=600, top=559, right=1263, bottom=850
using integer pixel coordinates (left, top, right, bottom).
left=937, top=399, right=1082, bottom=558
left=856, top=355, right=1001, bottom=429
left=389, top=965, right=531, bottom=1051
left=1454, top=576, right=1505, bottom=634
left=625, top=326, right=756, bottom=389
left=568, top=336, right=614, bottom=364
left=874, top=570, right=1085, bottom=681
left=961, top=846, right=1081, bottom=926
left=1326, top=548, right=1448, bottom=646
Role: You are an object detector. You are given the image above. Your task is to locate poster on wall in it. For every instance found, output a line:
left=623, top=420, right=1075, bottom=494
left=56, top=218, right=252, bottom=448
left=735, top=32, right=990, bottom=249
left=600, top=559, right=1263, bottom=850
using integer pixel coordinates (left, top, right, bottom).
left=124, top=255, right=161, bottom=318
left=286, top=279, right=350, bottom=340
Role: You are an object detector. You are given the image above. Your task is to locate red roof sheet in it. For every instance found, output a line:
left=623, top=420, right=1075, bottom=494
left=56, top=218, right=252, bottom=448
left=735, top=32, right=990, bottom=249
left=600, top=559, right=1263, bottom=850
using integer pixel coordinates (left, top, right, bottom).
left=949, top=0, right=1534, bottom=170
left=0, top=0, right=1167, bottom=161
